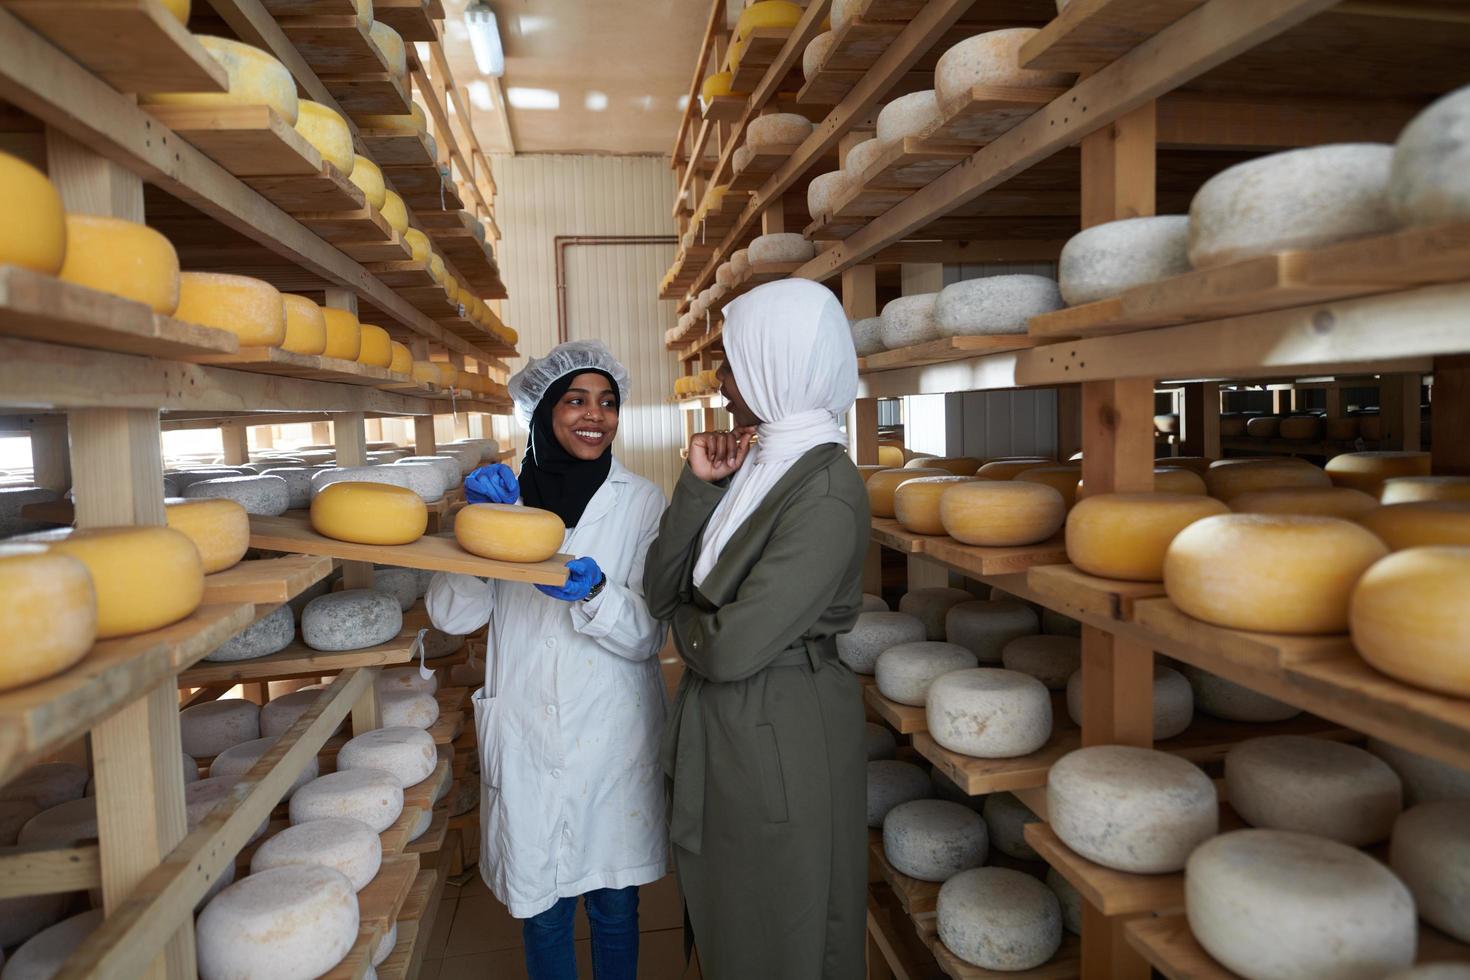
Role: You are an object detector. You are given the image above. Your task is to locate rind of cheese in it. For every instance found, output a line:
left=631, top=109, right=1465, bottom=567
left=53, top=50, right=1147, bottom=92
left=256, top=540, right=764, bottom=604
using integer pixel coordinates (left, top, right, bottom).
left=1014, top=465, right=1082, bottom=509
left=1164, top=514, right=1388, bottom=634
left=1066, top=492, right=1229, bottom=582
left=894, top=476, right=979, bottom=535
left=59, top=215, right=181, bottom=314
left=926, top=668, right=1052, bottom=758
left=165, top=498, right=250, bottom=573
left=404, top=228, right=431, bottom=263
left=1058, top=215, right=1191, bottom=306
left=349, top=155, right=388, bottom=210
left=196, top=865, right=359, bottom=980
left=1388, top=801, right=1470, bottom=943
left=380, top=191, right=409, bottom=236
left=1381, top=475, right=1470, bottom=505
left=368, top=21, right=407, bottom=77
left=290, top=768, right=404, bottom=834
left=1358, top=501, right=1470, bottom=550
left=311, top=482, right=427, bottom=546
left=250, top=816, right=382, bottom=891
left=356, top=324, right=393, bottom=368
left=388, top=341, right=412, bottom=375
left=934, top=29, right=1073, bottom=109
left=277, top=295, right=328, bottom=355
left=1325, top=451, right=1433, bottom=497
left=48, top=527, right=203, bottom=638
left=0, top=152, right=66, bottom=275
left=939, top=480, right=1065, bottom=546
left=1351, top=546, right=1470, bottom=697
left=937, top=867, right=1063, bottom=972
left=974, top=458, right=1054, bottom=480
left=455, top=503, right=565, bottom=562
left=360, top=103, right=427, bottom=133
left=1229, top=486, right=1379, bottom=519
left=174, top=272, right=286, bottom=347
left=1225, top=735, right=1402, bottom=846
left=321, top=307, right=363, bottom=360
left=294, top=101, right=354, bottom=173
left=866, top=467, right=947, bottom=519
left=1204, top=458, right=1331, bottom=502
left=338, top=726, right=436, bottom=788
left=142, top=36, right=299, bottom=125
left=0, top=548, right=96, bottom=692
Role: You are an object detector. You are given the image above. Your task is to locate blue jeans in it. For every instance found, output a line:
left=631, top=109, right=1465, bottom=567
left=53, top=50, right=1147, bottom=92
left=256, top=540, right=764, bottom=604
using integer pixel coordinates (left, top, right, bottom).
left=523, top=885, right=639, bottom=980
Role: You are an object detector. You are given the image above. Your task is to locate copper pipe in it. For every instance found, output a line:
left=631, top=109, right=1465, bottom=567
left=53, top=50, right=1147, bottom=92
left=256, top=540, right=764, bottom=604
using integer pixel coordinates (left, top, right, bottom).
left=554, top=235, right=677, bottom=344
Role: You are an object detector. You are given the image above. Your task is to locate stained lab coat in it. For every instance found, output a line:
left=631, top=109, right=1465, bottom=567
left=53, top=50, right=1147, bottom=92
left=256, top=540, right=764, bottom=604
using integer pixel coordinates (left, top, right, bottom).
left=425, top=458, right=669, bottom=918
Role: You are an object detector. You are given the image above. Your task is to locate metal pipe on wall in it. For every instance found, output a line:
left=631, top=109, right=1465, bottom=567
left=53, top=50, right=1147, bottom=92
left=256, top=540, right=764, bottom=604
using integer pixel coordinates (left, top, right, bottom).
left=554, top=235, right=678, bottom=343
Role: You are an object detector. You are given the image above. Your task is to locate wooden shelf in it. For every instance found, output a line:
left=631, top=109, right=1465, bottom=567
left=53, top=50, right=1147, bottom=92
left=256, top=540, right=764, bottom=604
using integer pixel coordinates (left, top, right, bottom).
left=200, top=555, right=336, bottom=605
left=328, top=72, right=416, bottom=118
left=1024, top=823, right=1185, bottom=917
left=860, top=336, right=1046, bottom=374
left=1131, top=598, right=1352, bottom=674
left=142, top=105, right=322, bottom=178
left=865, top=685, right=927, bottom=734
left=870, top=832, right=941, bottom=914
left=360, top=128, right=437, bottom=169
left=378, top=868, right=442, bottom=980
left=922, top=533, right=1069, bottom=578
left=280, top=14, right=390, bottom=76
left=402, top=758, right=451, bottom=812
left=932, top=932, right=1082, bottom=980
left=703, top=94, right=748, bottom=124
left=372, top=0, right=438, bottom=42
left=1, top=0, right=229, bottom=93
left=383, top=163, right=462, bottom=212
left=1020, top=0, right=1200, bottom=73
left=0, top=602, right=255, bottom=784
left=730, top=27, right=796, bottom=91
left=1025, top=564, right=1166, bottom=623
left=193, top=347, right=418, bottom=388
left=728, top=143, right=801, bottom=191
left=0, top=265, right=241, bottom=361
left=870, top=518, right=931, bottom=554
left=365, top=261, right=437, bottom=289
left=320, top=853, right=421, bottom=980
left=404, top=805, right=449, bottom=855
left=176, top=629, right=418, bottom=687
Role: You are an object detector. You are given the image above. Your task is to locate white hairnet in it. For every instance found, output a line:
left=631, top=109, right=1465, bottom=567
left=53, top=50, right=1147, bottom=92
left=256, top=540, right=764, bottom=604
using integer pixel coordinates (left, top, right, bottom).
left=507, top=340, right=631, bottom=426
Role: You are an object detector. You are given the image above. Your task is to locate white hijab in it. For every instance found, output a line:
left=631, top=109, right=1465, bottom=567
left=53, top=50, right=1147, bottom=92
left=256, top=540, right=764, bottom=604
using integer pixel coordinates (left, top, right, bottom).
left=692, top=279, right=859, bottom=588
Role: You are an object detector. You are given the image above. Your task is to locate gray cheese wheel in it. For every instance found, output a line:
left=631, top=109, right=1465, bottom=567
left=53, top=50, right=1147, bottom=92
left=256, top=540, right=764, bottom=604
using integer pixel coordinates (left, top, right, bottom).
left=1390, top=801, right=1470, bottom=943
left=290, top=768, right=404, bottom=834
left=260, top=467, right=315, bottom=509
left=251, top=816, right=383, bottom=891
left=1001, top=634, right=1080, bottom=690
left=338, top=726, right=436, bottom=788
left=183, top=475, right=290, bottom=516
left=875, top=641, right=977, bottom=706
left=898, top=587, right=972, bottom=641
left=3, top=910, right=104, bottom=980
left=802, top=31, right=836, bottom=81
left=883, top=798, right=988, bottom=882
left=373, top=921, right=399, bottom=966
left=807, top=171, right=851, bottom=221
left=1066, top=666, right=1193, bottom=741
left=945, top=599, right=1038, bottom=663
left=1058, top=215, right=1191, bottom=306
left=380, top=688, right=440, bottom=730
left=1225, top=735, right=1402, bottom=846
left=196, top=865, right=359, bottom=980
left=747, top=113, right=813, bottom=148
left=861, top=592, right=889, bottom=612
left=301, top=589, right=402, bottom=652
left=377, top=665, right=438, bottom=695
left=393, top=455, right=460, bottom=490
left=18, top=796, right=97, bottom=846
left=1187, top=829, right=1415, bottom=980
left=927, top=668, right=1052, bottom=758
left=937, top=866, right=1062, bottom=971
left=1176, top=662, right=1300, bottom=722
left=180, top=698, right=261, bottom=758
left=204, top=603, right=295, bottom=663
left=0, top=487, right=62, bottom=537
left=877, top=90, right=942, bottom=144
left=747, top=233, right=815, bottom=265
left=845, top=138, right=887, bottom=180
left=210, top=737, right=318, bottom=798
left=312, top=464, right=443, bottom=503
left=867, top=760, right=931, bottom=829
left=0, top=762, right=88, bottom=810
left=933, top=275, right=1063, bottom=337
left=187, top=776, right=267, bottom=843
left=1368, top=737, right=1470, bottom=806
left=371, top=567, right=419, bottom=612
left=1389, top=84, right=1470, bottom=226
left=983, top=791, right=1041, bottom=861
left=1046, top=867, right=1083, bottom=935
left=1188, top=143, right=1397, bottom=268
left=933, top=28, right=1071, bottom=107
left=260, top=688, right=338, bottom=739
left=851, top=316, right=885, bottom=357
left=837, top=611, right=926, bottom=674
left=879, top=294, right=940, bottom=351
left=1048, top=745, right=1216, bottom=873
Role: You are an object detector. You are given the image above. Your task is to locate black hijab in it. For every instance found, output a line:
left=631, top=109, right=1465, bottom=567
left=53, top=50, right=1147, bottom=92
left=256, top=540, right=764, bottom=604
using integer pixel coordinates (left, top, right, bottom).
left=519, top=369, right=620, bottom=527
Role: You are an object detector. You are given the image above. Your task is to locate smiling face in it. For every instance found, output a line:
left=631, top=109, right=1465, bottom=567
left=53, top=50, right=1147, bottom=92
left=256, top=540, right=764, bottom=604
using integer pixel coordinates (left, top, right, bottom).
left=717, top=361, right=762, bottom=427
left=551, top=371, right=619, bottom=459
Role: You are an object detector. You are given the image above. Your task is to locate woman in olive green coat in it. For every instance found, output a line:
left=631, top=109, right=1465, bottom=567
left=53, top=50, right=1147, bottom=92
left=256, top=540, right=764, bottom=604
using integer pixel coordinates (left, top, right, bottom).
left=644, top=279, right=870, bottom=980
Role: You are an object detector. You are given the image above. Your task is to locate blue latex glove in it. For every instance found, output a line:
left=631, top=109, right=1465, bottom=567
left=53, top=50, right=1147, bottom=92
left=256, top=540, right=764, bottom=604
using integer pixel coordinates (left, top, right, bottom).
left=464, top=463, right=519, bottom=504
left=536, top=557, right=605, bottom=602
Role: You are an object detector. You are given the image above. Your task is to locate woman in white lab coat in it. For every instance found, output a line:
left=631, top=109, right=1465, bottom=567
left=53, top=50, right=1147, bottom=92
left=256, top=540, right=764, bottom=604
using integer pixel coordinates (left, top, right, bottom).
left=425, top=340, right=667, bottom=980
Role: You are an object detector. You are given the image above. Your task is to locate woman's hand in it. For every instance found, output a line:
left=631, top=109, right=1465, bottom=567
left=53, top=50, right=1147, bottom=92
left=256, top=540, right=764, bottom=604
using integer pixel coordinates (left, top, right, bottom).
left=464, top=463, right=519, bottom=504
left=689, top=426, right=757, bottom=483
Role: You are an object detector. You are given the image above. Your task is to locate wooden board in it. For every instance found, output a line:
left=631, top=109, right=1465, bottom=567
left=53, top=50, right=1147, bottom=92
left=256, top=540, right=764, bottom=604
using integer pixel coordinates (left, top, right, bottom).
left=245, top=163, right=365, bottom=214
left=364, top=261, right=436, bottom=288
left=360, top=128, right=437, bottom=169
left=279, top=14, right=389, bottom=75
left=1132, top=598, right=1353, bottom=674
left=193, top=347, right=403, bottom=387
left=925, top=84, right=1067, bottom=144
left=176, top=631, right=418, bottom=686
left=871, top=518, right=930, bottom=554
left=866, top=685, right=928, bottom=734
left=931, top=932, right=1082, bottom=980
left=870, top=834, right=941, bottom=914
left=703, top=94, right=748, bottom=124
left=728, top=143, right=801, bottom=191
left=320, top=853, right=421, bottom=980
left=380, top=805, right=422, bottom=855
left=329, top=73, right=415, bottom=117
left=200, top=555, right=335, bottom=605
left=731, top=28, right=796, bottom=91
left=860, top=138, right=977, bottom=190
left=1025, top=564, right=1166, bottom=622
left=0, top=602, right=255, bottom=784
left=1025, top=823, right=1184, bottom=917
left=0, top=265, right=240, bottom=361
left=382, top=164, right=461, bottom=211
left=402, top=759, right=451, bottom=811
left=404, top=805, right=449, bottom=854
left=1, top=0, right=229, bottom=93
left=372, top=0, right=437, bottom=42
left=142, top=105, right=323, bottom=177
left=341, top=234, right=414, bottom=264
left=922, top=534, right=1070, bottom=578
left=299, top=207, right=397, bottom=244
left=1019, top=0, right=1201, bottom=72
left=860, top=335, right=1046, bottom=373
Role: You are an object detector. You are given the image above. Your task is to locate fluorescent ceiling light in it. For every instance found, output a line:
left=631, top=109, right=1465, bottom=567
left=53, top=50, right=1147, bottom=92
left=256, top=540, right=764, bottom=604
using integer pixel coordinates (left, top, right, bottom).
left=464, top=1, right=504, bottom=77
left=584, top=91, right=609, bottom=111
left=676, top=94, right=690, bottom=111
left=507, top=87, right=559, bottom=110
left=468, top=80, right=493, bottom=111
left=636, top=95, right=655, bottom=111
left=517, top=14, right=553, bottom=35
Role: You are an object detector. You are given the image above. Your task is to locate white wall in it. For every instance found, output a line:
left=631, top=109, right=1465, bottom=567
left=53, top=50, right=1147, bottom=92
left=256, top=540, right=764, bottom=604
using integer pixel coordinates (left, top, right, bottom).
left=490, top=153, right=684, bottom=496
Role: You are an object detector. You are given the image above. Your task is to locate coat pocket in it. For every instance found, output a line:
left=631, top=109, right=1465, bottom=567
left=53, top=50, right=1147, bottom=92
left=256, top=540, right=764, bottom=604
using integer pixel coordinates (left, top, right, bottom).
left=471, top=687, right=502, bottom=789
left=754, top=723, right=789, bottom=824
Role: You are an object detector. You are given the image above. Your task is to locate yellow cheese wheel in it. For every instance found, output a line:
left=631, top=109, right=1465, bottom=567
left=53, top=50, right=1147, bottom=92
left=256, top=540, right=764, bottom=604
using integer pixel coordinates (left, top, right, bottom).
left=736, top=1, right=803, bottom=38
left=1015, top=466, right=1082, bottom=509
left=701, top=71, right=747, bottom=102
left=388, top=341, right=412, bottom=375
left=0, top=152, right=66, bottom=274
left=939, top=480, right=1066, bottom=546
left=1230, top=486, right=1379, bottom=519
left=877, top=446, right=906, bottom=468
left=49, top=527, right=205, bottom=638
left=456, top=504, right=565, bottom=563
left=368, top=21, right=407, bottom=77
left=0, top=546, right=97, bottom=692
left=279, top=295, right=327, bottom=355
left=359, top=103, right=428, bottom=133
left=1380, top=476, right=1470, bottom=505
left=404, top=228, right=431, bottom=263
left=142, top=37, right=298, bottom=124
left=160, top=0, right=190, bottom=24
left=293, top=101, right=354, bottom=173
left=1076, top=467, right=1207, bottom=501
left=349, top=155, right=387, bottom=210
left=410, top=360, right=439, bottom=384
left=165, top=498, right=250, bottom=573
left=1350, top=546, right=1470, bottom=697
left=353, top=0, right=371, bottom=27
left=174, top=272, right=286, bottom=347
left=975, top=458, right=1055, bottom=480
left=1358, top=502, right=1470, bottom=551
left=59, top=215, right=180, bottom=314
left=1155, top=456, right=1215, bottom=476
left=380, top=191, right=408, bottom=236
left=1066, top=493, right=1229, bottom=582
left=1326, top=451, right=1433, bottom=497
left=894, top=476, right=979, bottom=535
left=1279, top=415, right=1323, bottom=440
left=444, top=278, right=461, bottom=306
left=356, top=324, right=392, bottom=368
left=867, top=467, right=948, bottom=519
left=1164, top=514, right=1388, bottom=634
left=1245, top=416, right=1280, bottom=438
left=310, top=482, right=426, bottom=545
left=320, top=308, right=362, bottom=361
left=427, top=253, right=446, bottom=285
left=1204, top=458, right=1331, bottom=502
left=856, top=465, right=891, bottom=485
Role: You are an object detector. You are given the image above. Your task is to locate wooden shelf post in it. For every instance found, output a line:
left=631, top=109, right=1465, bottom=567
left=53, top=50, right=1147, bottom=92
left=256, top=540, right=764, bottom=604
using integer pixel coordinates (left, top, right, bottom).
left=1432, top=355, right=1470, bottom=474
left=1180, top=382, right=1221, bottom=458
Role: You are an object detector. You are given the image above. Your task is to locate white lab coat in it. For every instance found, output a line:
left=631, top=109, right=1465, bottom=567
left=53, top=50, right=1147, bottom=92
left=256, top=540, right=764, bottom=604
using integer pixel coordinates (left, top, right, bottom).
left=425, top=458, right=669, bottom=919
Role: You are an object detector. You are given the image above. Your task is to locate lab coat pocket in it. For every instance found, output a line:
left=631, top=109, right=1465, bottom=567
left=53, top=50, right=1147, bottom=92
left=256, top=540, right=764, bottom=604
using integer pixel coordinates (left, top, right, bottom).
left=471, top=687, right=502, bottom=789
left=755, top=723, right=790, bottom=824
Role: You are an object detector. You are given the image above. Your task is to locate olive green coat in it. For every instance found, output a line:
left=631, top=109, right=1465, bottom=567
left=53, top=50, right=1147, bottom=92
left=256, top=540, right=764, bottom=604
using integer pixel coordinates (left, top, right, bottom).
left=644, top=445, right=871, bottom=980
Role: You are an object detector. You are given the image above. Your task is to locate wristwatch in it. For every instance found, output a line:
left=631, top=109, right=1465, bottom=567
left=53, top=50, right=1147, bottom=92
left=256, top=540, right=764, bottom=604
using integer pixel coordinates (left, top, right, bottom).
left=582, top=574, right=607, bottom=603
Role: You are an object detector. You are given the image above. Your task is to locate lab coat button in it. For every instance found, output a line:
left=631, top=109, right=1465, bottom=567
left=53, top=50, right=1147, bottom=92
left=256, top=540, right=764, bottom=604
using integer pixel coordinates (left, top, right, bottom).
left=552, top=768, right=563, bottom=778
left=544, top=638, right=555, bottom=649
left=546, top=704, right=557, bottom=716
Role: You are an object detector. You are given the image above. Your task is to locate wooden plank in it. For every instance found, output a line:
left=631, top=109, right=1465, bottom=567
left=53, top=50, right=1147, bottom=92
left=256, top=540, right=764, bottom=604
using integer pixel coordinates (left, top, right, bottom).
left=176, top=632, right=418, bottom=687
left=193, top=347, right=401, bottom=386
left=320, top=853, right=421, bottom=980
left=382, top=164, right=461, bottom=211
left=360, top=128, right=437, bottom=169
left=279, top=14, right=388, bottom=75
left=401, top=758, right=451, bottom=812
left=922, top=534, right=1070, bottom=578
left=0, top=265, right=240, bottom=361
left=245, top=163, right=365, bottom=214
left=1025, top=823, right=1183, bottom=917
left=328, top=73, right=415, bottom=117
left=1, top=0, right=229, bottom=93
left=200, top=555, right=335, bottom=604
left=871, top=518, right=929, bottom=554
left=1019, top=0, right=1202, bottom=72
left=0, top=844, right=101, bottom=898
left=870, top=835, right=941, bottom=915
left=860, top=336, right=1046, bottom=374
left=1132, top=598, right=1354, bottom=673
left=925, top=84, right=1067, bottom=144
left=731, top=28, right=797, bottom=91
left=866, top=685, right=927, bottom=735
left=931, top=932, right=1082, bottom=980
left=404, top=806, right=449, bottom=855
left=372, top=0, right=436, bottom=42
left=1025, top=565, right=1166, bottom=623
left=141, top=105, right=323, bottom=177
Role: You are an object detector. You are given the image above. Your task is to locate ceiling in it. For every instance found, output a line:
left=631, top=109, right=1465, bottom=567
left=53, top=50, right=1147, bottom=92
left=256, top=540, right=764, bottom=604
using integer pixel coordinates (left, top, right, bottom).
left=439, top=0, right=708, bottom=156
